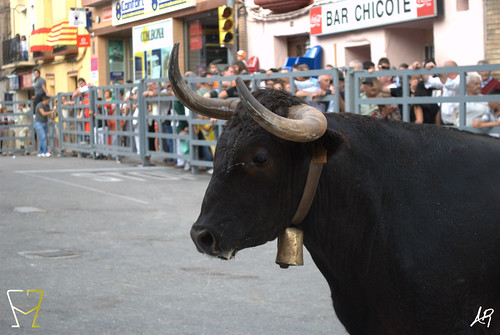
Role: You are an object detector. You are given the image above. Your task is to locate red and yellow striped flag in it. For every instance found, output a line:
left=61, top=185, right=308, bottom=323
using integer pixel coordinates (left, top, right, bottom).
left=30, top=27, right=52, bottom=52
left=47, top=20, right=77, bottom=46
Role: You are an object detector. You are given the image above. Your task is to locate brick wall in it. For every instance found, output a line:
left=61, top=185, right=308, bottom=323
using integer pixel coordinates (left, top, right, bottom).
left=485, top=0, right=500, bottom=66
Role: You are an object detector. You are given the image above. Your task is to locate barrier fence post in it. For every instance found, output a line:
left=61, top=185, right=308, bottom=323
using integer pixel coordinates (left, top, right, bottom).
left=138, top=79, right=149, bottom=166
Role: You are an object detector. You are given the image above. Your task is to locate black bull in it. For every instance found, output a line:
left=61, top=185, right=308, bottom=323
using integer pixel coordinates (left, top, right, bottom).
left=169, top=43, right=500, bottom=335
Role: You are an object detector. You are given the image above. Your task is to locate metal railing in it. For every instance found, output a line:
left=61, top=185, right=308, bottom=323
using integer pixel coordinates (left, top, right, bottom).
left=0, top=100, right=35, bottom=155
left=3, top=63, right=500, bottom=168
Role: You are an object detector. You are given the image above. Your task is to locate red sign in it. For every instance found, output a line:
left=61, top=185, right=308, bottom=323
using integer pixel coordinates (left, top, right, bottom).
left=190, top=21, right=202, bottom=36
left=102, top=7, right=112, bottom=22
left=190, top=36, right=202, bottom=50
left=77, top=34, right=91, bottom=47
left=310, top=6, right=322, bottom=36
left=189, top=21, right=203, bottom=51
left=416, top=0, right=435, bottom=17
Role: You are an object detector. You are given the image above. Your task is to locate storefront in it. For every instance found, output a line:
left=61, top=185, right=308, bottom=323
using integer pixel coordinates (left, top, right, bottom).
left=88, top=0, right=230, bottom=85
left=246, top=0, right=486, bottom=70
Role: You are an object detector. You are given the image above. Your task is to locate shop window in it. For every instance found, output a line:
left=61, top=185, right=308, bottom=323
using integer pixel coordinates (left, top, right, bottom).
left=457, top=0, right=469, bottom=11
left=186, top=12, right=230, bottom=74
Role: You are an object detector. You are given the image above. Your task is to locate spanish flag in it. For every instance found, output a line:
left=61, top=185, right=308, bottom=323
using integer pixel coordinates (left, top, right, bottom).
left=30, top=27, right=52, bottom=52
left=47, top=20, right=77, bottom=46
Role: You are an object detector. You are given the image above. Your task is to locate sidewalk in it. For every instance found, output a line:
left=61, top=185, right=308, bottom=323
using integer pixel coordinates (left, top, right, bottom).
left=0, top=155, right=347, bottom=335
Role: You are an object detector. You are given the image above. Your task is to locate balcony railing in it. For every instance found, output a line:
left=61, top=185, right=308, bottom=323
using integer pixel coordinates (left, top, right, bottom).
left=2, top=37, right=34, bottom=67
left=2, top=38, right=23, bottom=64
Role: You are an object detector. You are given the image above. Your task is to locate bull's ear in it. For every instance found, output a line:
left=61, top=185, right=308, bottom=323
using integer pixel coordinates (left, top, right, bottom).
left=318, top=129, right=345, bottom=157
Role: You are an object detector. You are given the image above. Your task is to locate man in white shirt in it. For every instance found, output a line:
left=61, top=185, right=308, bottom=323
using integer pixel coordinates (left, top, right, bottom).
left=423, top=60, right=460, bottom=125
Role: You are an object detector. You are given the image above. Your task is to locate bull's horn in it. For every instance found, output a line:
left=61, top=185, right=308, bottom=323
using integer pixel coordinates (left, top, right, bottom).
left=235, top=77, right=327, bottom=142
left=168, top=42, right=238, bottom=120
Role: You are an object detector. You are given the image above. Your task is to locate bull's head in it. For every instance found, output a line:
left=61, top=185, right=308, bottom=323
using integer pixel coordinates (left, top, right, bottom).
left=168, top=43, right=329, bottom=260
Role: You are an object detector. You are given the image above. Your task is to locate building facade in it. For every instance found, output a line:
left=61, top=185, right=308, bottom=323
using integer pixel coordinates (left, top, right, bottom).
left=246, top=0, right=498, bottom=70
left=1, top=0, right=92, bottom=101
left=84, top=0, right=248, bottom=85
left=3, top=0, right=498, bottom=98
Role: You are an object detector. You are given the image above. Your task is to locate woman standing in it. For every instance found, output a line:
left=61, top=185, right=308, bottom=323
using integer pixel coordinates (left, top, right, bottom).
left=34, top=95, right=54, bottom=157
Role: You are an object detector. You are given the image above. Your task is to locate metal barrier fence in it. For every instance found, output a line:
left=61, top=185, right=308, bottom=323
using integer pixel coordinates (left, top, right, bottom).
left=2, top=63, right=500, bottom=166
left=0, top=100, right=34, bottom=156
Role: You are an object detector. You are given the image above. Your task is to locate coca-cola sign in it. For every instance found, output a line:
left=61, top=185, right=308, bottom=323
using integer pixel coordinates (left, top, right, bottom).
left=416, top=0, right=435, bottom=17
left=310, top=0, right=437, bottom=36
left=310, top=6, right=322, bottom=35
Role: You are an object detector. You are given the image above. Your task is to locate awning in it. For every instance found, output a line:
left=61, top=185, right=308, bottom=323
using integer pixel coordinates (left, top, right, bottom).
left=30, top=27, right=52, bottom=52
left=47, top=20, right=77, bottom=46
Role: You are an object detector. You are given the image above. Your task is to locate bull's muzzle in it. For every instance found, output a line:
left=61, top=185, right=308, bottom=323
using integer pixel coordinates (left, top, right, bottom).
left=190, top=228, right=236, bottom=260
left=190, top=228, right=216, bottom=254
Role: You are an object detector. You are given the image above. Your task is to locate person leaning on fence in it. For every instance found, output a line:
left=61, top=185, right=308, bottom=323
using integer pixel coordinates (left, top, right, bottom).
left=293, top=64, right=319, bottom=91
left=143, top=82, right=159, bottom=163
left=197, top=72, right=218, bottom=98
left=457, top=73, right=489, bottom=127
left=1, top=105, right=16, bottom=155
left=477, top=59, right=500, bottom=95
left=73, top=78, right=93, bottom=143
left=423, top=60, right=460, bottom=125
left=34, top=95, right=55, bottom=157
left=233, top=60, right=248, bottom=75
left=219, top=70, right=250, bottom=99
left=173, top=93, right=190, bottom=170
left=102, top=89, right=118, bottom=148
left=48, top=98, right=59, bottom=150
left=373, top=74, right=438, bottom=123
left=472, top=88, right=500, bottom=137
left=159, top=82, right=176, bottom=164
left=359, top=77, right=381, bottom=116
left=296, top=74, right=335, bottom=113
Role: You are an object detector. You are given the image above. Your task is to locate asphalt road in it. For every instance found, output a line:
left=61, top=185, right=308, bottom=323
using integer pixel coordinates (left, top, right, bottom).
left=0, top=155, right=348, bottom=335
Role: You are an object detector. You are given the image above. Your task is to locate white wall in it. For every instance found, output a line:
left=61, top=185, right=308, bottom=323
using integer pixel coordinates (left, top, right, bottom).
left=433, top=0, right=485, bottom=65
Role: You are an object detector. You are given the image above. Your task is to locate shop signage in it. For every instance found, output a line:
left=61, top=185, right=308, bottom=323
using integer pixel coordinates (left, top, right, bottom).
left=310, top=0, right=437, bottom=36
left=69, top=9, right=87, bottom=27
left=77, top=34, right=91, bottom=47
left=132, top=18, right=173, bottom=80
left=102, top=7, right=113, bottom=22
left=190, top=21, right=203, bottom=50
left=112, top=0, right=196, bottom=26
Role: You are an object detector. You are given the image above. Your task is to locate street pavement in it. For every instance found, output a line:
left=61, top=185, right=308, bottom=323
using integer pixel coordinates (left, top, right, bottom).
left=0, top=154, right=348, bottom=335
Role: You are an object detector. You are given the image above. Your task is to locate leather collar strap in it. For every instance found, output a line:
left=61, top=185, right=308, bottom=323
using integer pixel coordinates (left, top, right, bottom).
left=290, top=145, right=327, bottom=226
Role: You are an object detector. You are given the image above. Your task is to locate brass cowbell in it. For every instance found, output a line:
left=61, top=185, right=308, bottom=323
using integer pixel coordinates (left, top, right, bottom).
left=275, top=227, right=304, bottom=269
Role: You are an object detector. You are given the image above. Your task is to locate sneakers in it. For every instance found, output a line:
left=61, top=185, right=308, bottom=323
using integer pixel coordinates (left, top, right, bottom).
left=37, top=152, right=51, bottom=158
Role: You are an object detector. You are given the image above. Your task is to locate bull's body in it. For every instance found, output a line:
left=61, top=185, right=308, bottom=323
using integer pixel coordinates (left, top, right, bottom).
left=298, top=113, right=500, bottom=334
left=194, top=99, right=500, bottom=334
left=168, top=44, right=500, bottom=334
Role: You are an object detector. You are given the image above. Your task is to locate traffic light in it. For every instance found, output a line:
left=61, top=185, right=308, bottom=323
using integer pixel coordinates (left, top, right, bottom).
left=218, top=6, right=234, bottom=45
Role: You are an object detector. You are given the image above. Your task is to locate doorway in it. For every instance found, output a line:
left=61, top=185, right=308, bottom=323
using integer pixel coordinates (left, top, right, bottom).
left=287, top=34, right=310, bottom=58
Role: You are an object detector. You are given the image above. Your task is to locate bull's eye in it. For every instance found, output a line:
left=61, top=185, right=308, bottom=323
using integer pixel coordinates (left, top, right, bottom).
left=252, top=153, right=269, bottom=166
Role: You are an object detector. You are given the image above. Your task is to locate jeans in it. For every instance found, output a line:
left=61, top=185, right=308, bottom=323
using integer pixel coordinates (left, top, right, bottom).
left=34, top=121, right=48, bottom=154
left=162, top=122, right=174, bottom=154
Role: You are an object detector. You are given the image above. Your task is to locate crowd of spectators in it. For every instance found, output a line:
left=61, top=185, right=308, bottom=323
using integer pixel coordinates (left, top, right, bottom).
left=3, top=51, right=500, bottom=162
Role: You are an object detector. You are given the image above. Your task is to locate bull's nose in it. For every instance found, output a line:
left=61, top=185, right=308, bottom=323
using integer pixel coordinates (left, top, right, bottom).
left=190, top=228, right=217, bottom=255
